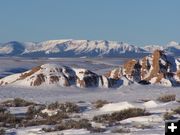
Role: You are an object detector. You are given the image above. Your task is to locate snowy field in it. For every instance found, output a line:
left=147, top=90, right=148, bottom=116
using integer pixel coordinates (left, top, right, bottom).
left=0, top=57, right=180, bottom=135
left=0, top=84, right=180, bottom=104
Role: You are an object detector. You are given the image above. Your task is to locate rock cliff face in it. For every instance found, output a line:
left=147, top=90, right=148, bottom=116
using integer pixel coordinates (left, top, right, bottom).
left=106, top=50, right=180, bottom=86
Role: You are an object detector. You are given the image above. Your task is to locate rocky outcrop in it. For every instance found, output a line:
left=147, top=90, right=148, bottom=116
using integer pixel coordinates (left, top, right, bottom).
left=104, top=68, right=122, bottom=80
left=74, top=69, right=99, bottom=88
left=0, top=64, right=111, bottom=88
left=0, top=64, right=76, bottom=87
left=105, top=50, right=180, bottom=86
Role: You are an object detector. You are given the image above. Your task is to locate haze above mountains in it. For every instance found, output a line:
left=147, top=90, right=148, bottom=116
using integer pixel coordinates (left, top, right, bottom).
left=0, top=40, right=179, bottom=57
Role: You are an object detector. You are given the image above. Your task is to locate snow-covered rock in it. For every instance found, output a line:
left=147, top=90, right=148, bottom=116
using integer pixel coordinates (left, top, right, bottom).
left=105, top=50, right=180, bottom=86
left=0, top=63, right=112, bottom=88
left=0, top=64, right=74, bottom=87
left=74, top=68, right=99, bottom=88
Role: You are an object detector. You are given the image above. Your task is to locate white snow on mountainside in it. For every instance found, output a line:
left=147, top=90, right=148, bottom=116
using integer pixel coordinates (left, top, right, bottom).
left=0, top=40, right=143, bottom=57
left=143, top=41, right=180, bottom=56
left=0, top=39, right=179, bottom=57
left=143, top=45, right=163, bottom=52
left=0, top=63, right=112, bottom=88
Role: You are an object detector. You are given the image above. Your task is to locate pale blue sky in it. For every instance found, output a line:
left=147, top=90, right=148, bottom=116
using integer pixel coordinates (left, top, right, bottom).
left=0, top=0, right=180, bottom=46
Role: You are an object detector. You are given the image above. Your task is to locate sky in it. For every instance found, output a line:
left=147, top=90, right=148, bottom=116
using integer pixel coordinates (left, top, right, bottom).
left=0, top=0, right=180, bottom=46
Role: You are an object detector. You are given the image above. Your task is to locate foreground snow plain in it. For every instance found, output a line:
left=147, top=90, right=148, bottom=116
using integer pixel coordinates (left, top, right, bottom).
left=0, top=57, right=179, bottom=135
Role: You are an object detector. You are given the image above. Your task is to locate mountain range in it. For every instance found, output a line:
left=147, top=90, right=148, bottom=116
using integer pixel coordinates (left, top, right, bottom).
left=0, top=50, right=179, bottom=87
left=0, top=40, right=179, bottom=57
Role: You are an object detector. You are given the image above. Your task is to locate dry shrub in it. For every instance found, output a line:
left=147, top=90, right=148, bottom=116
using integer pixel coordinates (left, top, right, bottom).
left=26, top=105, right=45, bottom=119
left=93, top=108, right=149, bottom=123
left=163, top=112, right=175, bottom=120
left=42, top=119, right=92, bottom=132
left=93, top=100, right=109, bottom=108
left=157, top=94, right=176, bottom=102
left=133, top=123, right=153, bottom=129
left=23, top=110, right=69, bottom=127
left=0, top=107, right=7, bottom=113
left=89, top=127, right=106, bottom=133
left=173, top=107, right=180, bottom=114
left=176, top=99, right=180, bottom=103
left=112, top=128, right=130, bottom=133
left=47, top=101, right=59, bottom=110
left=21, top=119, right=48, bottom=127
left=0, top=128, right=5, bottom=135
left=48, top=102, right=80, bottom=113
left=58, top=119, right=91, bottom=129
left=0, top=109, right=19, bottom=127
left=46, top=111, right=69, bottom=125
left=42, top=127, right=54, bottom=132
left=1, top=98, right=36, bottom=107
left=0, top=101, right=81, bottom=129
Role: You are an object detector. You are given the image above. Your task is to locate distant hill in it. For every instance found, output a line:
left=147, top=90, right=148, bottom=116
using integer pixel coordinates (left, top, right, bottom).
left=0, top=39, right=148, bottom=57
left=1, top=39, right=179, bottom=57
left=143, top=41, right=180, bottom=57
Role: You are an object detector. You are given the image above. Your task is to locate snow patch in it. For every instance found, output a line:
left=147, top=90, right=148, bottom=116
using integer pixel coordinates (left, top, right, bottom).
left=143, top=100, right=158, bottom=108
left=99, top=102, right=134, bottom=112
left=121, top=115, right=163, bottom=124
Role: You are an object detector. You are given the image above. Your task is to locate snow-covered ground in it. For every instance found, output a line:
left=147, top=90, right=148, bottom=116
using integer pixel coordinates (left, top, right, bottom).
left=0, top=57, right=180, bottom=135
left=1, top=84, right=180, bottom=135
left=0, top=84, right=180, bottom=104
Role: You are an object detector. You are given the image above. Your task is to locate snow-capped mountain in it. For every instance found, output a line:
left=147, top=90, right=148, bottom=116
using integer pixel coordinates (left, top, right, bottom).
left=105, top=50, right=180, bottom=86
left=143, top=41, right=180, bottom=56
left=143, top=45, right=164, bottom=52
left=0, top=40, right=179, bottom=57
left=0, top=41, right=25, bottom=56
left=0, top=39, right=147, bottom=57
left=165, top=41, right=180, bottom=56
